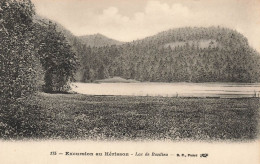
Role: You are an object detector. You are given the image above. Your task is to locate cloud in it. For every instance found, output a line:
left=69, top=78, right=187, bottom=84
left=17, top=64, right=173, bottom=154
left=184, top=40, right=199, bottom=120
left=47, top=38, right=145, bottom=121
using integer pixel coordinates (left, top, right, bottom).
left=33, top=0, right=260, bottom=51
left=103, top=7, right=118, bottom=16
left=84, top=1, right=195, bottom=41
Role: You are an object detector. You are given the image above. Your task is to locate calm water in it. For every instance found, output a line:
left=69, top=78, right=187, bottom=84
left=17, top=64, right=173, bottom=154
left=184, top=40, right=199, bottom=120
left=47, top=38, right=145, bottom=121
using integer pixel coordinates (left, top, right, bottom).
left=71, top=82, right=260, bottom=98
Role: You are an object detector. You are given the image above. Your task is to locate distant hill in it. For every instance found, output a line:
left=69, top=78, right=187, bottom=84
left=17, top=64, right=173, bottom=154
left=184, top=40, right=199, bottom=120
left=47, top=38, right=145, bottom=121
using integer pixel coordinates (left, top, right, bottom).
left=78, top=34, right=124, bottom=47
left=132, top=26, right=248, bottom=48
left=77, top=27, right=260, bottom=83
left=32, top=16, right=260, bottom=83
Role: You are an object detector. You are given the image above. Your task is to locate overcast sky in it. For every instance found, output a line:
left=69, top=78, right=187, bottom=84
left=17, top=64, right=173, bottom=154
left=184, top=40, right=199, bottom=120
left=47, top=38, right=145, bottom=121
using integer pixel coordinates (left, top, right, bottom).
left=32, top=0, right=260, bottom=52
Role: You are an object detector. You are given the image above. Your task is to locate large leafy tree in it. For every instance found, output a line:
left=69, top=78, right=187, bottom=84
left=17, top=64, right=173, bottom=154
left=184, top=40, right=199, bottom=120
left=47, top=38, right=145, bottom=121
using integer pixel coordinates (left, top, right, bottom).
left=37, top=22, right=78, bottom=93
left=0, top=0, right=78, bottom=138
left=0, top=0, right=36, bottom=101
left=0, top=0, right=38, bottom=137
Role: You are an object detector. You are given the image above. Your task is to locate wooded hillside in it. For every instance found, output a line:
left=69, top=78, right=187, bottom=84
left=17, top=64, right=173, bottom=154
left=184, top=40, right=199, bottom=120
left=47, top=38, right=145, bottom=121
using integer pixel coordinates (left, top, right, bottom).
left=73, top=27, right=260, bottom=83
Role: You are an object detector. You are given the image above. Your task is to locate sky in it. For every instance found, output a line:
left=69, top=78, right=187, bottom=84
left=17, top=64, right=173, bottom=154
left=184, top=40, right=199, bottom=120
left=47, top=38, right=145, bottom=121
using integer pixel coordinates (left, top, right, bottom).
left=32, top=0, right=260, bottom=52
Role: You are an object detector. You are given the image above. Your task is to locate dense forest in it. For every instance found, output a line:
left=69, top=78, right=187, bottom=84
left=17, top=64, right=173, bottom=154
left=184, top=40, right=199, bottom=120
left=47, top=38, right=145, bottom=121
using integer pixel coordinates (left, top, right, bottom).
left=36, top=14, right=260, bottom=84
left=72, top=27, right=260, bottom=83
left=0, top=0, right=77, bottom=137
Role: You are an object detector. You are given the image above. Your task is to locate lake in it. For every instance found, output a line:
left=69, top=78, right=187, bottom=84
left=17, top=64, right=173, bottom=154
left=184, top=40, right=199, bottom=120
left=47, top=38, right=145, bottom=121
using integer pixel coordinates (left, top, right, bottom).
left=71, top=82, right=260, bottom=98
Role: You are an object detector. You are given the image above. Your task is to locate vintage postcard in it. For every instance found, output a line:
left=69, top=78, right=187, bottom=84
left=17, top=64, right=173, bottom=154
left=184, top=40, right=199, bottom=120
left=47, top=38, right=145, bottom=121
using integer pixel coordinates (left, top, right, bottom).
left=0, top=0, right=260, bottom=163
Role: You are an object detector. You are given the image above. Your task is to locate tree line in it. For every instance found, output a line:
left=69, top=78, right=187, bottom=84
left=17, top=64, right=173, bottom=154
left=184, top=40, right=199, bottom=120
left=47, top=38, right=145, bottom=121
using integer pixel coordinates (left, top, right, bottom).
left=73, top=27, right=260, bottom=83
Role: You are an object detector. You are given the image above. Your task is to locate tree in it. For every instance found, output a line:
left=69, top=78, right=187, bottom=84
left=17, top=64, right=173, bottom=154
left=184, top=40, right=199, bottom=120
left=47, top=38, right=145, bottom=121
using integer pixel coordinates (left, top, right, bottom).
left=37, top=22, right=78, bottom=93
left=0, top=0, right=39, bottom=138
left=1, top=0, right=37, bottom=101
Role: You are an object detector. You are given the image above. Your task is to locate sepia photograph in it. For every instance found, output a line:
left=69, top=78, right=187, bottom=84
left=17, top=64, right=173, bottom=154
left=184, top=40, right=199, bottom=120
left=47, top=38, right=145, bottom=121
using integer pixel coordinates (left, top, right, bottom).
left=0, top=0, right=260, bottom=163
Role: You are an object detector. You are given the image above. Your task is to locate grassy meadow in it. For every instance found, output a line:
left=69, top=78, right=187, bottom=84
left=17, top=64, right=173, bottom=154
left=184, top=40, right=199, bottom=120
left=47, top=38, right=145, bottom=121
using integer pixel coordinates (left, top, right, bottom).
left=2, top=92, right=260, bottom=141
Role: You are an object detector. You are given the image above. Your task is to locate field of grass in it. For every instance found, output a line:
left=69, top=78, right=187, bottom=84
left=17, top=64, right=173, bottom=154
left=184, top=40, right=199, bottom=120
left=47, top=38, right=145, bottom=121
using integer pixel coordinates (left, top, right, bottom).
left=1, top=92, right=260, bottom=141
